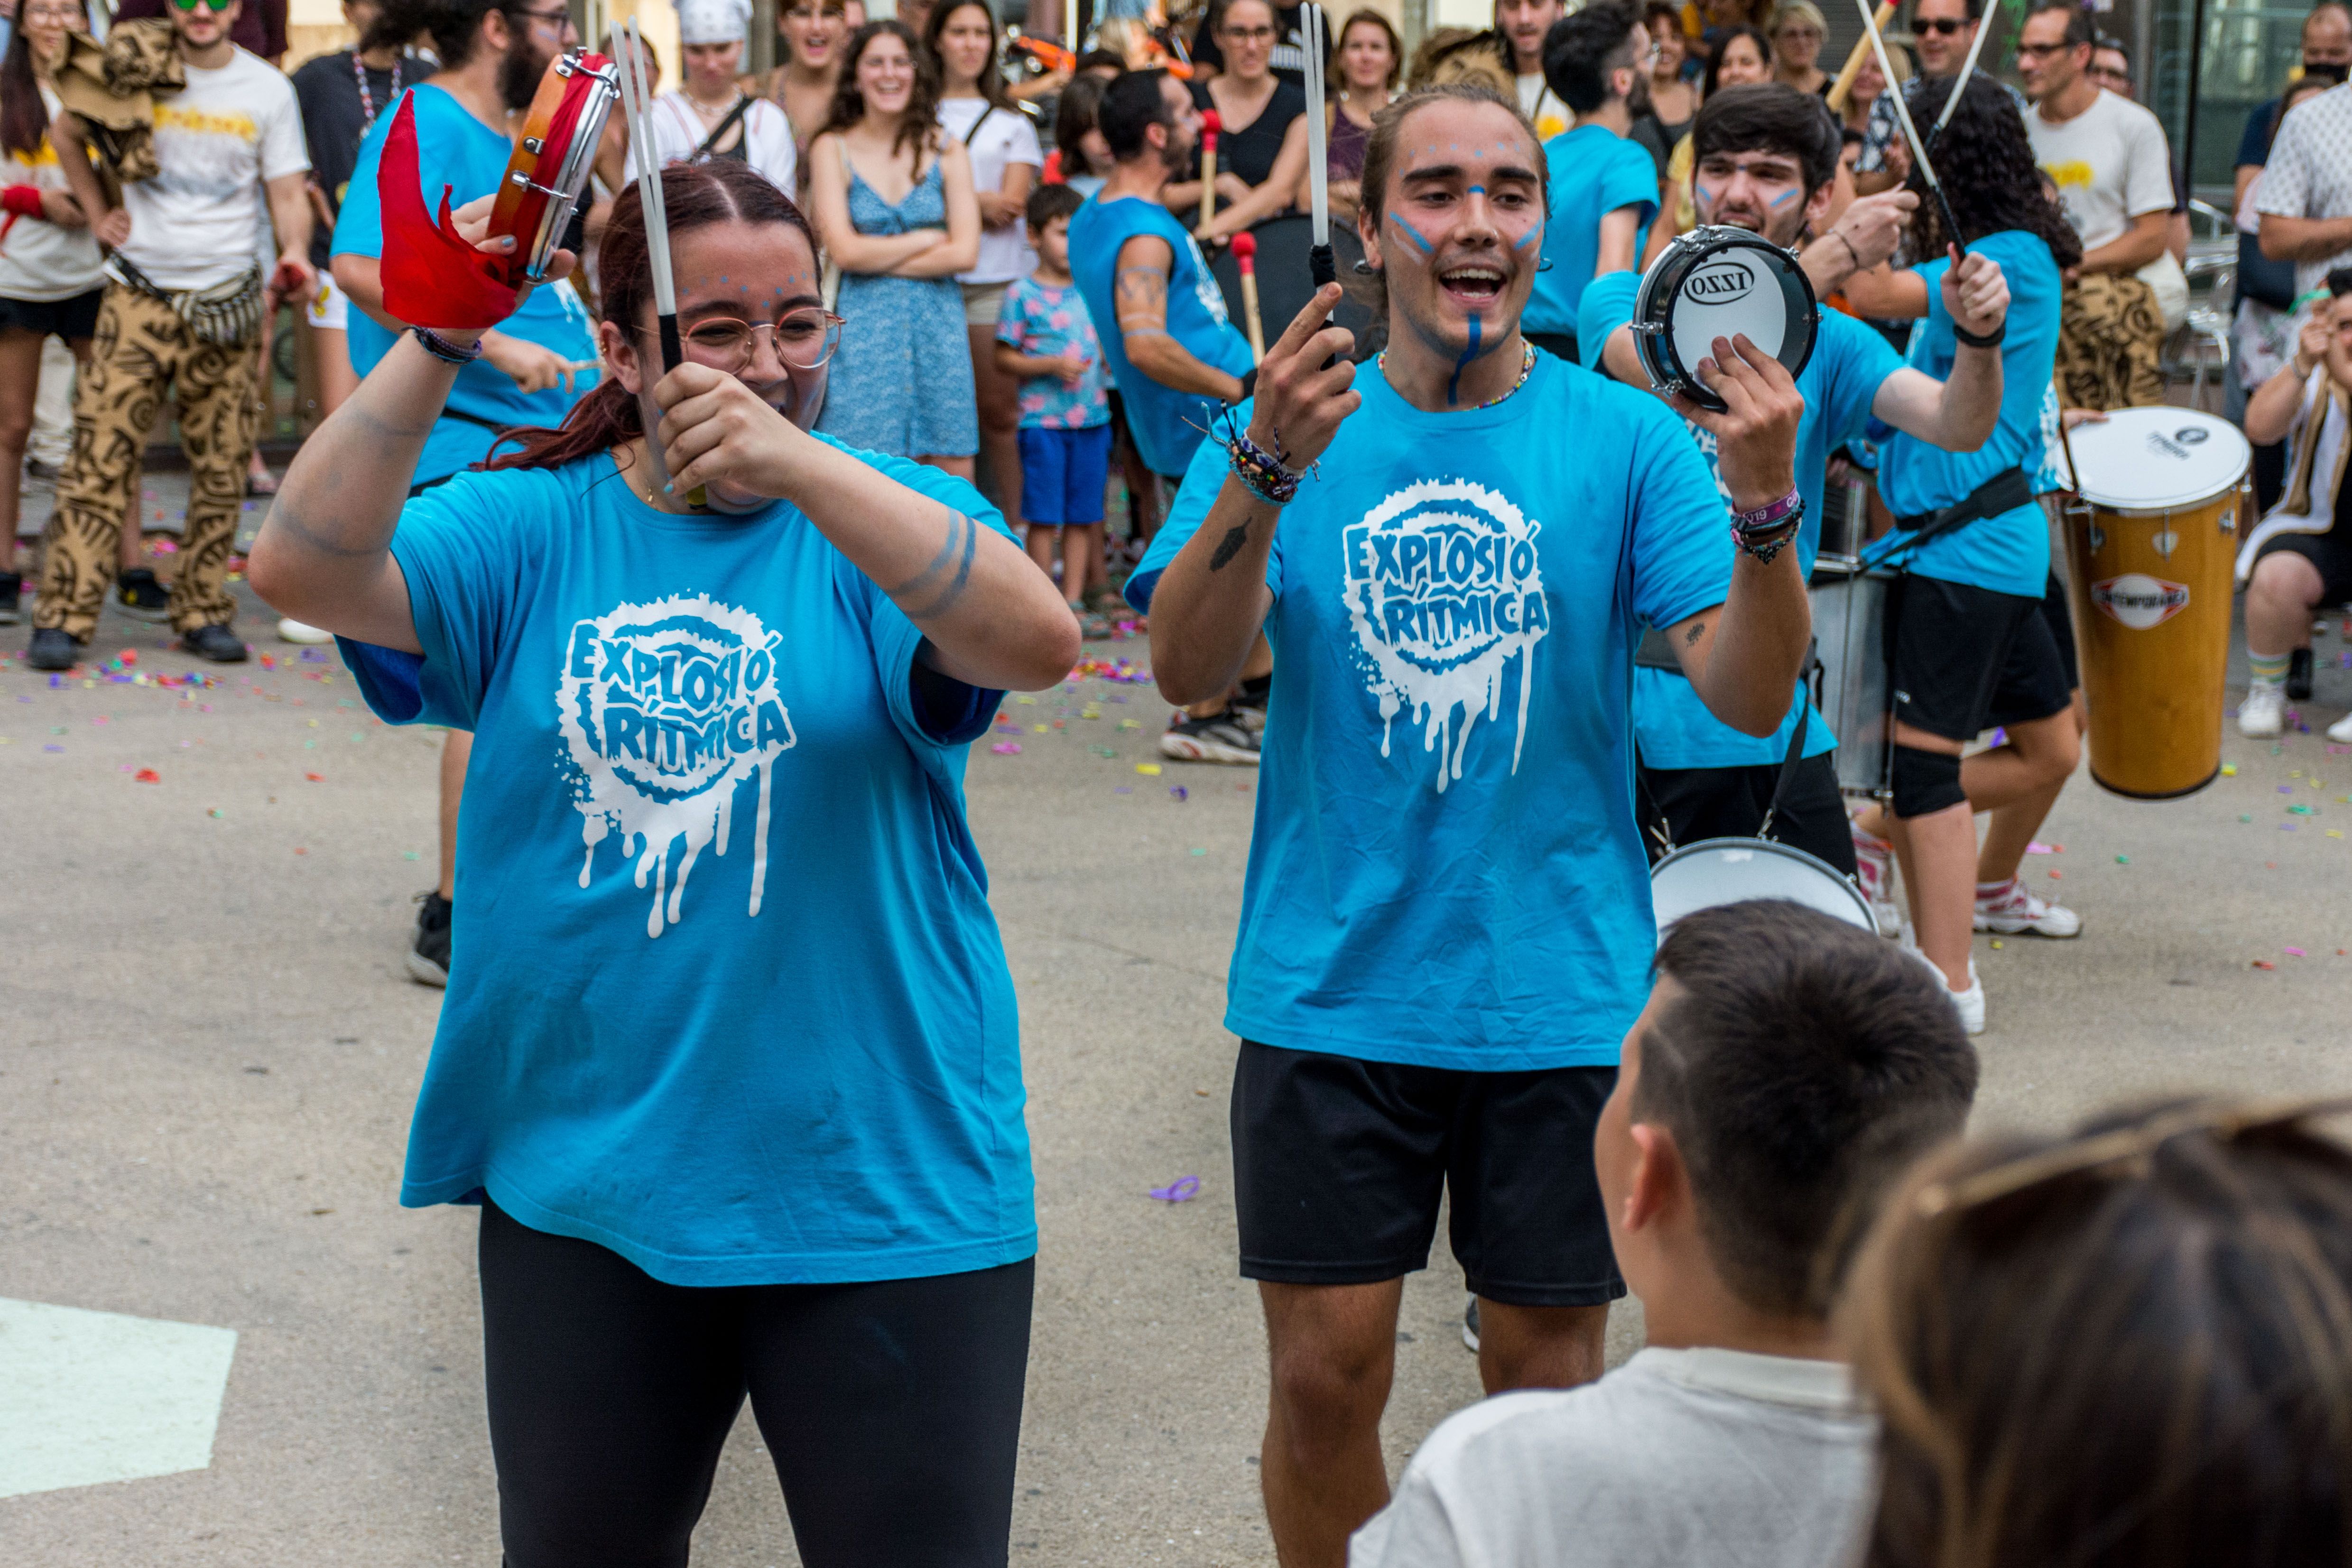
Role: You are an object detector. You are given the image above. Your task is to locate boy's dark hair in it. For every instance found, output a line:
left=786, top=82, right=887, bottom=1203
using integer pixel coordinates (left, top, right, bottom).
left=1542, top=0, right=1643, bottom=114
left=1641, top=0, right=1681, bottom=31
left=1054, top=71, right=1108, bottom=164
left=1691, top=82, right=1841, bottom=199
left=1639, top=900, right=1978, bottom=1318
left=1101, top=67, right=1175, bottom=161
left=1027, top=181, right=1084, bottom=231
left=1075, top=46, right=1128, bottom=72
left=2024, top=0, right=2093, bottom=47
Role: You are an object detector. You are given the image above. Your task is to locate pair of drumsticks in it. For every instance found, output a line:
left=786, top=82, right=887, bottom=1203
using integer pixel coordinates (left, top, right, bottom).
left=1197, top=4, right=1335, bottom=367
left=610, top=19, right=706, bottom=507
left=1842, top=0, right=1997, bottom=254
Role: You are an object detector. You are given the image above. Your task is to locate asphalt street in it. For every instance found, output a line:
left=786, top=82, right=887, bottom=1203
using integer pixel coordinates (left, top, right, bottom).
left=4, top=483, right=2350, bottom=1566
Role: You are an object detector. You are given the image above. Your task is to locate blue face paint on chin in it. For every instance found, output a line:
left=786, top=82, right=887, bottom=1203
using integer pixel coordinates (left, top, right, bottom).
left=1446, top=311, right=1482, bottom=406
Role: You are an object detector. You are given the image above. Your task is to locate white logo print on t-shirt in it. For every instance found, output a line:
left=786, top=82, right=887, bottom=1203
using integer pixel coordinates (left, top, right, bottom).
left=1340, top=479, right=1550, bottom=791
left=558, top=596, right=797, bottom=937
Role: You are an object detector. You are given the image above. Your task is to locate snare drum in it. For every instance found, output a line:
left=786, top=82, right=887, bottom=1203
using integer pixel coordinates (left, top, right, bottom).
left=1809, top=555, right=1897, bottom=798
left=1649, top=837, right=1876, bottom=939
left=1631, top=226, right=1818, bottom=413
left=490, top=50, right=620, bottom=281
left=2056, top=407, right=2251, bottom=799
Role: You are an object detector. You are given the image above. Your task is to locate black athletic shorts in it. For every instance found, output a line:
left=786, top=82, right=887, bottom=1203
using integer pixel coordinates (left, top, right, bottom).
left=1231, top=1041, right=1625, bottom=1308
left=1890, top=575, right=2072, bottom=742
left=1639, top=751, right=1857, bottom=874
left=2254, top=528, right=2352, bottom=607
left=0, top=285, right=102, bottom=341
left=2038, top=571, right=2080, bottom=692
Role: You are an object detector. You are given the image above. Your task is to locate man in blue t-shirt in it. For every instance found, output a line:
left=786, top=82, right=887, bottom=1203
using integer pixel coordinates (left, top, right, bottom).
left=1520, top=0, right=1659, bottom=363
left=1069, top=68, right=1267, bottom=762
left=1128, top=82, right=1813, bottom=1567
left=1579, top=85, right=2009, bottom=885
left=327, top=0, right=601, bottom=990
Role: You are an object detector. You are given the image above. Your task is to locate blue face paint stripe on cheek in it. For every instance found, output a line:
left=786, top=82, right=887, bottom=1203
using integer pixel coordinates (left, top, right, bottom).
left=1512, top=225, right=1541, bottom=250
left=1390, top=214, right=1435, bottom=253
left=1768, top=189, right=1796, bottom=208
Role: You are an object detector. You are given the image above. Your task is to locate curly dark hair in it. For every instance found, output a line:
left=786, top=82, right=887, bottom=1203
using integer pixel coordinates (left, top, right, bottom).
left=823, top=19, right=944, bottom=167
left=1907, top=74, right=2081, bottom=269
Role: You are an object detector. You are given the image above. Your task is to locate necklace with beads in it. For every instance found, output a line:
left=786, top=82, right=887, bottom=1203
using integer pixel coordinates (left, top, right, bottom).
left=1376, top=340, right=1536, bottom=412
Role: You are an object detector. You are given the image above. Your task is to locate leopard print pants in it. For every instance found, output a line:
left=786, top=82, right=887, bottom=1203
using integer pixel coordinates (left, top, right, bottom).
left=2054, top=272, right=2167, bottom=414
left=34, top=283, right=259, bottom=640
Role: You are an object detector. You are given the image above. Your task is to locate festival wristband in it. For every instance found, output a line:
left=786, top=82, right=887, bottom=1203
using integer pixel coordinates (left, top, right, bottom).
left=411, top=325, right=483, bottom=365
left=1, top=186, right=44, bottom=219
left=1229, top=426, right=1302, bottom=505
left=1952, top=318, right=2005, bottom=350
left=1730, top=487, right=1803, bottom=537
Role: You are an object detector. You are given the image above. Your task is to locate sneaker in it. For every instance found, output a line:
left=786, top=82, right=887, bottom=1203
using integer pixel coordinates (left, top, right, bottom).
left=1232, top=674, right=1270, bottom=734
left=1462, top=1295, right=1480, bottom=1354
left=1946, top=960, right=1985, bottom=1036
left=2240, top=682, right=2287, bottom=738
left=176, top=622, right=249, bottom=663
left=1850, top=816, right=1902, bottom=937
left=2289, top=647, right=2315, bottom=701
left=0, top=569, right=19, bottom=625
left=26, top=625, right=78, bottom=669
left=116, top=566, right=169, bottom=622
left=277, top=617, right=333, bottom=645
left=1974, top=877, right=2082, bottom=938
left=2329, top=712, right=2352, bottom=745
left=408, top=891, right=451, bottom=987
left=1159, top=707, right=1260, bottom=765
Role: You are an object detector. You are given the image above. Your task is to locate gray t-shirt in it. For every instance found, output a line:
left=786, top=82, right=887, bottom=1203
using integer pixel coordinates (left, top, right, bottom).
left=2254, top=82, right=2352, bottom=303
left=1349, top=1346, right=1877, bottom=1568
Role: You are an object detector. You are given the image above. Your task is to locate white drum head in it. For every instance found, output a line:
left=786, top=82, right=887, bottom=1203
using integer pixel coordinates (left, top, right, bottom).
left=2060, top=407, right=2250, bottom=512
left=1669, top=249, right=1789, bottom=371
left=1649, top=837, right=1876, bottom=939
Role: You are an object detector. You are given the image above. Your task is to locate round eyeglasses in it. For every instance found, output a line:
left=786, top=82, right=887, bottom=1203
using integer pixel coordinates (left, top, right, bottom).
left=674, top=310, right=846, bottom=372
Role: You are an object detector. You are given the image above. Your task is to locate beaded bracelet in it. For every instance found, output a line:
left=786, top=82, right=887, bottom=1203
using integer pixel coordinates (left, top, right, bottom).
left=412, top=325, right=484, bottom=365
left=1731, top=519, right=1800, bottom=566
left=1213, top=407, right=1310, bottom=506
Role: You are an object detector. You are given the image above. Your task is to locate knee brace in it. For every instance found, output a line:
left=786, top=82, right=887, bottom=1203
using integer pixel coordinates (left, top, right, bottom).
left=1891, top=744, right=1966, bottom=819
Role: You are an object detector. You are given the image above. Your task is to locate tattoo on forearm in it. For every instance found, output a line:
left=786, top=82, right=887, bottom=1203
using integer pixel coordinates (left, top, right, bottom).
left=891, top=509, right=978, bottom=621
left=1208, top=517, right=1252, bottom=571
left=1685, top=622, right=1705, bottom=645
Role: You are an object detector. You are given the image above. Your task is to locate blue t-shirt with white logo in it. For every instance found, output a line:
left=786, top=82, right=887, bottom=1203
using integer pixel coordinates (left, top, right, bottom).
left=333, top=83, right=600, bottom=484
left=339, top=445, right=1033, bottom=1287
left=1581, top=272, right=1905, bottom=767
left=1067, top=192, right=1254, bottom=478
left=1525, top=124, right=1658, bottom=343
left=1126, top=356, right=1731, bottom=1070
left=1867, top=228, right=2062, bottom=598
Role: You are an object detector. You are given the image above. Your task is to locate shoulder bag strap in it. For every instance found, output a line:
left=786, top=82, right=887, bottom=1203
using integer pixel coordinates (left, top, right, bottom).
left=693, top=95, right=755, bottom=159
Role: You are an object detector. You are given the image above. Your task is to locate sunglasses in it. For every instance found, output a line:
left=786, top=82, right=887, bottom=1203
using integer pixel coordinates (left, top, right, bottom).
left=1917, top=18, right=1970, bottom=35
left=169, top=0, right=236, bottom=12
left=1914, top=1096, right=2352, bottom=1218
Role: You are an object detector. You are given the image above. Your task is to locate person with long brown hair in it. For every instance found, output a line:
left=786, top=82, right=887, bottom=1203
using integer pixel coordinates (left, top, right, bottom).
left=0, top=0, right=102, bottom=626
left=249, top=158, right=1074, bottom=1563
left=1843, top=1096, right=2352, bottom=1568
left=807, top=18, right=981, bottom=473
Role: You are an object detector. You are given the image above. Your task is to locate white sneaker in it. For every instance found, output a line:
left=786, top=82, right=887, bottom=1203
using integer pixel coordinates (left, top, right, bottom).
left=1850, top=816, right=1902, bottom=937
left=1946, top=961, right=1985, bottom=1036
left=2239, top=682, right=2287, bottom=738
left=277, top=617, right=333, bottom=645
left=1973, top=878, right=2082, bottom=937
left=2331, top=712, right=2352, bottom=745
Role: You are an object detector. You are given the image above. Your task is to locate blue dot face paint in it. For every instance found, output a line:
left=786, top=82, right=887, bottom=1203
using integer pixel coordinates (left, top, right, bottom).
left=1465, top=185, right=1486, bottom=196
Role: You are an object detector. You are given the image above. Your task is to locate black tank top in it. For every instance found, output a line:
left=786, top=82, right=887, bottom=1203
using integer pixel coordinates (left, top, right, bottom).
left=1193, top=79, right=1306, bottom=190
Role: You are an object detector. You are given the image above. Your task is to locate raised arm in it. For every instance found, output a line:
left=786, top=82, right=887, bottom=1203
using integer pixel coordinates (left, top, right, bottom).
left=1114, top=231, right=1249, bottom=402
left=1867, top=246, right=2007, bottom=452
left=1151, top=285, right=1356, bottom=703
left=654, top=361, right=1078, bottom=690
left=1799, top=188, right=1917, bottom=297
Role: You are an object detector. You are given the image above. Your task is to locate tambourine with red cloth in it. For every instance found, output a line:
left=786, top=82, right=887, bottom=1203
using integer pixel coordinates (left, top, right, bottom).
left=379, top=49, right=619, bottom=331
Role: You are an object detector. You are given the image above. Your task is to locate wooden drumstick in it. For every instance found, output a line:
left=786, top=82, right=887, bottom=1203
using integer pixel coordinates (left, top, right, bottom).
left=1232, top=231, right=1266, bottom=363
left=1825, top=2, right=1896, bottom=114
left=1198, top=109, right=1221, bottom=231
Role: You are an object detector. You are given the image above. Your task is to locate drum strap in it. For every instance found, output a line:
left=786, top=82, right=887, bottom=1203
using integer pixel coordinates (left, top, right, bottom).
left=1888, top=465, right=2031, bottom=554
left=1633, top=656, right=1817, bottom=856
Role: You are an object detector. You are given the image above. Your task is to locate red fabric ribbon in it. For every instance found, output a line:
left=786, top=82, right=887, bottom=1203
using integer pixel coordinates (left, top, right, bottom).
left=1, top=185, right=46, bottom=219
left=377, top=95, right=523, bottom=331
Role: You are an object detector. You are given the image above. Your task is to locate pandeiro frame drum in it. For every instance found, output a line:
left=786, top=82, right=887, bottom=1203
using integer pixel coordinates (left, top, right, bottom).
left=1631, top=226, right=1819, bottom=413
left=491, top=50, right=620, bottom=282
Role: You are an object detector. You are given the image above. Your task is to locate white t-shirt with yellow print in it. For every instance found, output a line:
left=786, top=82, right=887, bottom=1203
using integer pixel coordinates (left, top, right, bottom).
left=117, top=45, right=308, bottom=291
left=0, top=81, right=106, bottom=301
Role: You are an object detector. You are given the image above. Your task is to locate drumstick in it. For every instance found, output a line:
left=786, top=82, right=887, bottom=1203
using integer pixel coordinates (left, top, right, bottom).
left=618, top=22, right=705, bottom=505
left=1198, top=109, right=1220, bottom=231
left=1302, top=2, right=1333, bottom=288
left=1930, top=3, right=1998, bottom=145
left=1824, top=2, right=1895, bottom=113
left=1849, top=0, right=1966, bottom=254
left=1232, top=230, right=1266, bottom=362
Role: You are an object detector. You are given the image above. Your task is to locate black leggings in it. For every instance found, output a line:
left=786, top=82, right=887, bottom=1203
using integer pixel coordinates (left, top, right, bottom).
left=478, top=1201, right=1034, bottom=1568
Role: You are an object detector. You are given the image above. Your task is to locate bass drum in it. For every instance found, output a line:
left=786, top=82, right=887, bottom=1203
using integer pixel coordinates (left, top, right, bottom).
left=1630, top=226, right=1817, bottom=413
left=1650, top=837, right=1876, bottom=939
left=2056, top=407, right=2251, bottom=798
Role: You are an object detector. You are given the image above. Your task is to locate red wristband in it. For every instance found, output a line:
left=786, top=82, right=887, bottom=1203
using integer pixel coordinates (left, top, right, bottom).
left=2, top=186, right=46, bottom=220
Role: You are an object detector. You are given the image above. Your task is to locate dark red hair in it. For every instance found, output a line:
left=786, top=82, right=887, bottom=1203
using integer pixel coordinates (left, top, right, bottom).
left=483, top=161, right=820, bottom=473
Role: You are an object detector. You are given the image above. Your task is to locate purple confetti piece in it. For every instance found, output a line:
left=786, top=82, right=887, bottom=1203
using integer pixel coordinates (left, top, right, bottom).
left=43, top=744, right=62, bottom=752
left=1148, top=1175, right=1201, bottom=1203
left=989, top=741, right=1022, bottom=755
left=1169, top=785, right=1188, bottom=801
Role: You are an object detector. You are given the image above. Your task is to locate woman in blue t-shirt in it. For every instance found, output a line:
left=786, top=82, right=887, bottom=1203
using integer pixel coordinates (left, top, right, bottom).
left=1841, top=74, right=2082, bottom=1037
left=250, top=161, right=1077, bottom=1564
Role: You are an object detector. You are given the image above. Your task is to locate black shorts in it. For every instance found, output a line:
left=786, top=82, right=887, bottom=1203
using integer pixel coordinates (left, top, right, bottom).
left=2254, top=528, right=2352, bottom=607
left=2038, top=571, right=2079, bottom=692
left=1231, top=1041, right=1625, bottom=1308
left=1639, top=751, right=1858, bottom=874
left=1891, top=575, right=2073, bottom=742
left=0, top=286, right=103, bottom=340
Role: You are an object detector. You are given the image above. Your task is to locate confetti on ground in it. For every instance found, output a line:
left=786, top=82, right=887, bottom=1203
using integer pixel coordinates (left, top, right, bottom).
left=2253, top=959, right=2276, bottom=970
left=133, top=768, right=159, bottom=783
left=2286, top=947, right=2308, bottom=957
left=2114, top=854, right=2129, bottom=864
left=1189, top=847, right=1207, bottom=856
left=2241, top=814, right=2254, bottom=823
left=1990, top=939, right=2003, bottom=949
left=2048, top=870, right=2063, bottom=879
left=1148, top=1175, right=1201, bottom=1203
left=2025, top=842, right=2054, bottom=854
left=304, top=772, right=324, bottom=781
left=1135, top=763, right=1162, bottom=775
left=989, top=742, right=1021, bottom=755
left=1168, top=786, right=1187, bottom=801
